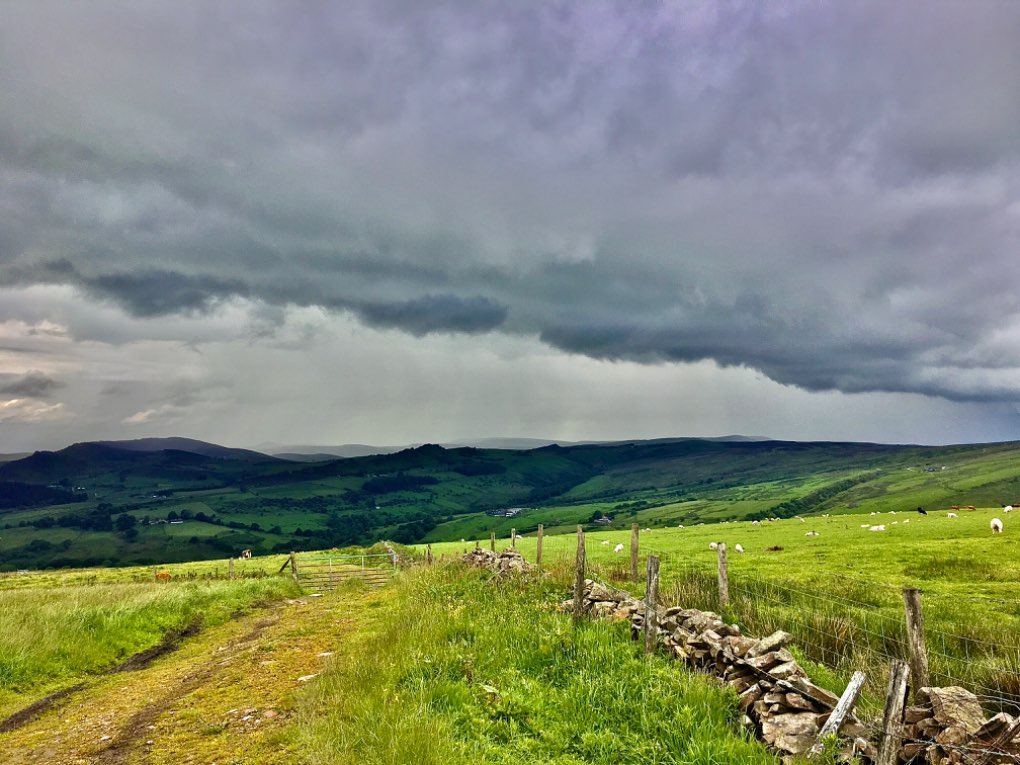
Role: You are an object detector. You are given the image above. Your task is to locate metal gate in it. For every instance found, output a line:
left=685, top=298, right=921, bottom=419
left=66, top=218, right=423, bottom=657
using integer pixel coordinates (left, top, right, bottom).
left=294, top=552, right=397, bottom=590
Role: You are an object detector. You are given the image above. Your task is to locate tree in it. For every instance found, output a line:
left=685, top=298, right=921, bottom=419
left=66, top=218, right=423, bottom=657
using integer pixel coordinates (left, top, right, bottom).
left=115, top=514, right=137, bottom=532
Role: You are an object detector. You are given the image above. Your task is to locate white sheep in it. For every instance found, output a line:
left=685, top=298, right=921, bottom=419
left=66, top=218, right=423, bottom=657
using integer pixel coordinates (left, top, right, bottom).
left=709, top=542, right=719, bottom=550
left=1003, top=505, right=1013, bottom=513
left=991, top=518, right=1004, bottom=533
left=613, top=543, right=624, bottom=553
left=601, top=540, right=610, bottom=545
left=734, top=543, right=745, bottom=553
left=797, top=517, right=805, bottom=523
left=677, top=524, right=684, bottom=529
left=947, top=512, right=957, bottom=518
left=869, top=525, right=886, bottom=531
left=860, top=523, right=870, bottom=528
left=805, top=531, right=819, bottom=537
left=903, top=519, right=910, bottom=524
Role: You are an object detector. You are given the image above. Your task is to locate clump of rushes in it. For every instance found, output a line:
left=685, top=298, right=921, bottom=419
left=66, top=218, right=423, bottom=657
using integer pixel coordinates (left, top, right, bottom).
left=294, top=564, right=780, bottom=765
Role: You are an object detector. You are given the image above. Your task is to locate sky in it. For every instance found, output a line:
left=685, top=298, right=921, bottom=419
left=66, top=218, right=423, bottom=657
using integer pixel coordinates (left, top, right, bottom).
left=2, top=1, right=1020, bottom=453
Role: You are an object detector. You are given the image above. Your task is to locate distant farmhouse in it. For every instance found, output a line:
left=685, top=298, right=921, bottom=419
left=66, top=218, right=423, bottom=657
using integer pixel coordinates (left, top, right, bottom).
left=486, top=507, right=527, bottom=518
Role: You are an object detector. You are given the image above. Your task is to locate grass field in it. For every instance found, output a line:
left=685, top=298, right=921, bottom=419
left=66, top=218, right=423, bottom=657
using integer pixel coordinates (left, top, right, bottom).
left=293, top=563, right=787, bottom=765
left=0, top=575, right=302, bottom=717
left=421, top=507, right=1020, bottom=717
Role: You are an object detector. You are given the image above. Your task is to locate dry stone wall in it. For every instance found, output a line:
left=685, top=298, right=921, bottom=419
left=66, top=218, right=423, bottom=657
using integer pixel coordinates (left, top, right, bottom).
left=563, top=579, right=873, bottom=762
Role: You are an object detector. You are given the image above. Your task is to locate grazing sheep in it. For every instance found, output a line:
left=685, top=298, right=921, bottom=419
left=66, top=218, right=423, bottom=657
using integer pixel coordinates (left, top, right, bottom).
left=1003, top=505, right=1013, bottom=513
left=868, top=525, right=886, bottom=531
left=805, top=531, right=819, bottom=537
left=709, top=542, right=719, bottom=550
left=734, top=543, right=745, bottom=553
left=967, top=505, right=976, bottom=510
left=613, top=543, right=624, bottom=553
left=991, top=518, right=1004, bottom=533
left=916, top=507, right=927, bottom=515
left=860, top=523, right=870, bottom=528
left=677, top=524, right=684, bottom=529
left=601, top=540, right=610, bottom=545
left=903, top=519, right=910, bottom=524
left=947, top=512, right=958, bottom=518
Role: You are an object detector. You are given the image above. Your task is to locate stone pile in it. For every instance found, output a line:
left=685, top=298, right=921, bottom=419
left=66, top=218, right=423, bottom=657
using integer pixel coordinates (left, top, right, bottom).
left=900, top=686, right=1020, bottom=764
left=463, top=547, right=533, bottom=576
left=564, top=579, right=874, bottom=762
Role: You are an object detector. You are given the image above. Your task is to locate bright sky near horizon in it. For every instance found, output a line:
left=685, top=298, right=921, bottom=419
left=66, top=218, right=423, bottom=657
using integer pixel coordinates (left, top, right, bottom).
left=2, top=1, right=1020, bottom=452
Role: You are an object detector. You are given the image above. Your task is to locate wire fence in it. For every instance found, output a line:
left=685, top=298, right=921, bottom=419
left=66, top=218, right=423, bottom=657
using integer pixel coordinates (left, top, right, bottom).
left=575, top=539, right=1020, bottom=714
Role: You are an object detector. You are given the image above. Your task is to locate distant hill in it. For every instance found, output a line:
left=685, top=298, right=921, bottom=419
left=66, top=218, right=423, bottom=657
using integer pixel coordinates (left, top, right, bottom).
left=3, top=434, right=1019, bottom=572
left=95, top=438, right=278, bottom=462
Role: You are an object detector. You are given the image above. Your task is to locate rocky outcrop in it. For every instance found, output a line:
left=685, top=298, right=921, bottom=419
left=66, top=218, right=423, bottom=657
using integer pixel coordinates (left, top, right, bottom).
left=463, top=547, right=533, bottom=576
left=563, top=579, right=873, bottom=762
left=900, top=686, right=1020, bottom=764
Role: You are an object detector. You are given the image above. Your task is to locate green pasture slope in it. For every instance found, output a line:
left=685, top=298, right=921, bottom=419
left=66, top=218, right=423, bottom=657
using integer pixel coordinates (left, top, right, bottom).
left=3, top=436, right=1020, bottom=571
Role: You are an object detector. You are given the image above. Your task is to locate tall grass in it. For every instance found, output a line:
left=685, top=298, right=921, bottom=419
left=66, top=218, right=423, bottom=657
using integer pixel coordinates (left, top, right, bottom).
left=295, top=564, right=782, bottom=765
left=0, top=576, right=299, bottom=712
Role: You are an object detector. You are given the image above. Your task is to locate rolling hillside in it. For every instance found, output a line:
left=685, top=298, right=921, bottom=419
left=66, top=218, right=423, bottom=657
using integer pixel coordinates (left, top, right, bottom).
left=1, top=437, right=1019, bottom=570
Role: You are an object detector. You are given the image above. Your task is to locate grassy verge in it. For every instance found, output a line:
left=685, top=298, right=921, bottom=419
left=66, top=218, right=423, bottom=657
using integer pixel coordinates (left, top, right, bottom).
left=0, top=575, right=300, bottom=715
left=293, top=563, right=781, bottom=765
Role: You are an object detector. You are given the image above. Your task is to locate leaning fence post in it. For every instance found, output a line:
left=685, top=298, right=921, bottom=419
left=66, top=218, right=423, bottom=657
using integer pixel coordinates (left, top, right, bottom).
left=630, top=523, right=639, bottom=581
left=903, top=588, right=930, bottom=699
left=717, top=542, right=729, bottom=608
left=876, top=659, right=910, bottom=765
left=289, top=552, right=299, bottom=582
left=536, top=524, right=544, bottom=566
left=573, top=525, right=585, bottom=625
left=808, top=670, right=867, bottom=757
left=228, top=558, right=234, bottom=580
left=644, top=555, right=660, bottom=654
left=490, top=531, right=496, bottom=552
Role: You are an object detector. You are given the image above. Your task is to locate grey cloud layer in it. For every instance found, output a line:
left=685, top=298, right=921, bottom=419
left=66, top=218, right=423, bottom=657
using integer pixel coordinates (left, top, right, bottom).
left=2, top=1, right=1020, bottom=402
left=0, top=371, right=64, bottom=398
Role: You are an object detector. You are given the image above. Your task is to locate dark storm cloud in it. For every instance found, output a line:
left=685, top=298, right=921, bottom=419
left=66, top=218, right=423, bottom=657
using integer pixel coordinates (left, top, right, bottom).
left=2, top=1, right=1020, bottom=403
left=357, top=294, right=508, bottom=335
left=0, top=371, right=65, bottom=398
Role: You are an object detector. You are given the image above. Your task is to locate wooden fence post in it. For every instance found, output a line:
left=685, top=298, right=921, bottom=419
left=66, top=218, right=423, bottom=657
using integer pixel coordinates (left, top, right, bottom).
left=536, top=524, right=544, bottom=566
left=717, top=542, right=729, bottom=609
left=289, top=552, right=299, bottom=582
left=630, top=523, right=639, bottom=581
left=511, top=528, right=516, bottom=548
left=573, top=525, right=585, bottom=625
left=644, top=555, right=660, bottom=654
left=490, top=531, right=496, bottom=552
left=426, top=544, right=433, bottom=565
left=903, top=588, right=930, bottom=699
left=808, top=671, right=867, bottom=757
left=876, top=659, right=910, bottom=765
left=228, top=558, right=234, bottom=580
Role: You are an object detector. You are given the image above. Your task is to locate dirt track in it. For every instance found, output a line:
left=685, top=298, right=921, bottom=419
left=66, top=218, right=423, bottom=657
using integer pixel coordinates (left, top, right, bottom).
left=0, top=593, right=364, bottom=765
